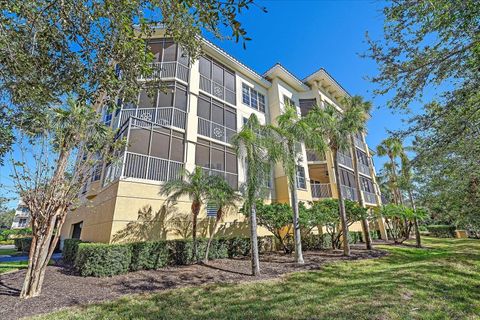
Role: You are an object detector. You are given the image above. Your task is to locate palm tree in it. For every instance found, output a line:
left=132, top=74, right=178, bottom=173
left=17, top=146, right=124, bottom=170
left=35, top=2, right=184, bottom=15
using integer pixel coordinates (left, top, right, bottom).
left=204, top=175, right=242, bottom=262
left=345, top=96, right=373, bottom=250
left=160, top=166, right=210, bottom=260
left=271, top=103, right=310, bottom=264
left=305, top=98, right=370, bottom=256
left=376, top=138, right=405, bottom=205
left=399, top=152, right=422, bottom=247
left=231, top=114, right=278, bottom=276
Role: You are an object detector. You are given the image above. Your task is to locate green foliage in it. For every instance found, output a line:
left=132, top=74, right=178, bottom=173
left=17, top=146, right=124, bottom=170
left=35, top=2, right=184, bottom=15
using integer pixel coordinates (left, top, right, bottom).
left=62, top=239, right=84, bottom=265
left=426, top=225, right=456, bottom=238
left=299, top=234, right=332, bottom=251
left=249, top=201, right=292, bottom=253
left=14, top=237, right=32, bottom=253
left=71, top=236, right=274, bottom=277
left=376, top=204, right=426, bottom=243
left=0, top=228, right=32, bottom=241
left=130, top=241, right=171, bottom=271
left=0, top=209, right=15, bottom=228
left=76, top=243, right=133, bottom=277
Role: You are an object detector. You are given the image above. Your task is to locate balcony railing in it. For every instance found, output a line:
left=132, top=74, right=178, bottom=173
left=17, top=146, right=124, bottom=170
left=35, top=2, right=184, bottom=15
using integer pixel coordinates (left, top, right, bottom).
left=363, top=191, right=377, bottom=204
left=338, top=152, right=353, bottom=169
left=115, top=107, right=186, bottom=130
left=199, top=75, right=236, bottom=105
left=122, top=152, right=184, bottom=182
left=358, top=162, right=371, bottom=177
left=310, top=183, right=332, bottom=199
left=341, top=185, right=358, bottom=201
left=354, top=137, right=365, bottom=150
left=198, top=117, right=236, bottom=144
left=201, top=167, right=238, bottom=190
left=306, top=149, right=326, bottom=162
left=139, top=62, right=189, bottom=83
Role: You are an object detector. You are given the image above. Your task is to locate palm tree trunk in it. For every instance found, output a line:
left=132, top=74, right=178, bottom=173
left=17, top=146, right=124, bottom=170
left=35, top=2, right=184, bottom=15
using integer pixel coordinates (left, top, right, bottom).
left=333, top=149, right=350, bottom=256
left=407, top=188, right=421, bottom=248
left=250, top=201, right=260, bottom=276
left=288, top=152, right=304, bottom=264
left=191, top=201, right=200, bottom=261
left=350, top=137, right=373, bottom=250
left=204, top=208, right=222, bottom=263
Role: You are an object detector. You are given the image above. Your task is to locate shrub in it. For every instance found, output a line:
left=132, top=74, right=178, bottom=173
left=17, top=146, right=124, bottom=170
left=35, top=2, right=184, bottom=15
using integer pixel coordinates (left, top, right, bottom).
left=301, top=234, right=332, bottom=250
left=369, top=230, right=381, bottom=240
left=14, top=237, right=32, bottom=252
left=348, top=231, right=364, bottom=244
left=75, top=243, right=132, bottom=277
left=427, top=225, right=456, bottom=238
left=70, top=235, right=276, bottom=277
left=130, top=241, right=170, bottom=271
left=226, top=236, right=250, bottom=258
left=62, top=239, right=83, bottom=265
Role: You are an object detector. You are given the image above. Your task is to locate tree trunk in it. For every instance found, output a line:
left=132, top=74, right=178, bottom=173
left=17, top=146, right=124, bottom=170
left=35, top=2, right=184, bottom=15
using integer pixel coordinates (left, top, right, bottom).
left=288, top=149, right=304, bottom=264
left=333, top=150, right=350, bottom=256
left=191, top=201, right=200, bottom=261
left=350, top=136, right=373, bottom=250
left=408, top=188, right=422, bottom=248
left=204, top=208, right=222, bottom=263
left=250, top=201, right=260, bottom=276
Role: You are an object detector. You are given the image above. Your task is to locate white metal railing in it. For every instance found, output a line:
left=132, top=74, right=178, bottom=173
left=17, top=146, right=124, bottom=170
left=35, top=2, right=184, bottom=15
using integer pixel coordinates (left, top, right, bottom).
left=338, top=151, right=353, bottom=168
left=201, top=167, right=238, bottom=190
left=103, top=159, right=123, bottom=187
left=363, top=191, right=377, bottom=204
left=341, top=185, right=358, bottom=201
left=354, top=137, right=365, bottom=150
left=199, top=75, right=236, bottom=105
left=358, top=162, right=371, bottom=176
left=123, top=152, right=184, bottom=182
left=139, top=62, right=189, bottom=82
left=117, top=107, right=186, bottom=130
left=310, top=183, right=332, bottom=199
left=306, top=149, right=326, bottom=162
left=198, top=117, right=236, bottom=144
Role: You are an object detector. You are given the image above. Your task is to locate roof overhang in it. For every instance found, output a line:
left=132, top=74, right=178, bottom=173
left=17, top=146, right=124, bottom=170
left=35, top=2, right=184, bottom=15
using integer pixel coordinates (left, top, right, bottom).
left=303, top=68, right=350, bottom=101
left=263, top=64, right=310, bottom=92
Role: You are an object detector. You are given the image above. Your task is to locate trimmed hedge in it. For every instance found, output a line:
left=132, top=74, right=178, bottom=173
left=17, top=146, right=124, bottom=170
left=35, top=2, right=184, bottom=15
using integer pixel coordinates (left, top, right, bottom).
left=71, top=236, right=273, bottom=277
left=76, top=243, right=132, bottom=277
left=370, top=230, right=381, bottom=240
left=348, top=231, right=364, bottom=244
left=301, top=234, right=332, bottom=251
left=427, top=225, right=456, bottom=238
left=14, top=237, right=32, bottom=252
left=62, top=239, right=84, bottom=265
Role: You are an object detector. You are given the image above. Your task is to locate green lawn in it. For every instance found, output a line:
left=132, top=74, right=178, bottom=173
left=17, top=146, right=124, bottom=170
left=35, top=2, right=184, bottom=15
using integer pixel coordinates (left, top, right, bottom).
left=0, top=260, right=29, bottom=274
left=0, top=248, right=19, bottom=256
left=36, top=237, right=480, bottom=320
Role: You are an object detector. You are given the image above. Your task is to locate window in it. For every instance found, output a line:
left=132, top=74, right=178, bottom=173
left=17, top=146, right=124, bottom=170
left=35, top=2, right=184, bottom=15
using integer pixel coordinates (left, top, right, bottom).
left=361, top=177, right=374, bottom=193
left=195, top=138, right=238, bottom=189
left=127, top=124, right=185, bottom=162
left=138, top=89, right=157, bottom=108
left=242, top=83, right=266, bottom=112
left=299, top=98, right=316, bottom=116
left=339, top=168, right=356, bottom=188
left=199, top=56, right=236, bottom=105
left=19, top=218, right=27, bottom=228
left=296, top=166, right=306, bottom=189
left=283, top=95, right=295, bottom=107
left=356, top=149, right=369, bottom=166
left=197, top=93, right=237, bottom=130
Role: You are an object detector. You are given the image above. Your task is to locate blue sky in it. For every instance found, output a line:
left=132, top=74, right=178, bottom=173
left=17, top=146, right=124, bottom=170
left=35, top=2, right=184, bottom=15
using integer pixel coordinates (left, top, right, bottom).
left=0, top=0, right=421, bottom=209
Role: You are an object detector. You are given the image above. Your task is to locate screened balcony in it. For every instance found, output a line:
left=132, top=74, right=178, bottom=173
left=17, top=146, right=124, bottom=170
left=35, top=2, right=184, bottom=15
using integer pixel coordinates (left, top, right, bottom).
left=341, top=185, right=358, bottom=201
left=306, top=149, right=326, bottom=162
left=337, top=150, right=353, bottom=169
left=139, top=61, right=189, bottom=83
left=363, top=191, right=377, bottom=204
left=358, top=162, right=371, bottom=176
left=103, top=117, right=185, bottom=186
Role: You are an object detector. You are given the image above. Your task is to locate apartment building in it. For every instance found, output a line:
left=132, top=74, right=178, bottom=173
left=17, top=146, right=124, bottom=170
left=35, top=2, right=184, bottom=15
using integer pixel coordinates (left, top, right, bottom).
left=60, top=29, right=387, bottom=243
left=11, top=198, right=31, bottom=229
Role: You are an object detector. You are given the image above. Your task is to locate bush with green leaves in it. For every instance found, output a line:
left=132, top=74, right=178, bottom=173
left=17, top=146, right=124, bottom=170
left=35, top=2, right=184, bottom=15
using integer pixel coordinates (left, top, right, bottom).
left=376, top=204, right=427, bottom=243
left=0, top=228, right=32, bottom=241
left=71, top=236, right=274, bottom=277
left=14, top=237, right=32, bottom=253
left=62, top=239, right=84, bottom=265
left=251, top=201, right=294, bottom=253
left=76, top=243, right=132, bottom=277
left=426, top=225, right=456, bottom=238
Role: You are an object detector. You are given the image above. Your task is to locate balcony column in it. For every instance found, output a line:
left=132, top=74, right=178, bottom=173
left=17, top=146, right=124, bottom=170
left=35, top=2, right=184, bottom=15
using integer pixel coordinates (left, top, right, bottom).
left=184, top=58, right=200, bottom=173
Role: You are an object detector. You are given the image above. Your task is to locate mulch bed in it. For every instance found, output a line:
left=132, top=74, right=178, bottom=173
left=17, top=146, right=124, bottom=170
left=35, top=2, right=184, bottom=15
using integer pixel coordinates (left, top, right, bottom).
left=0, top=244, right=387, bottom=320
